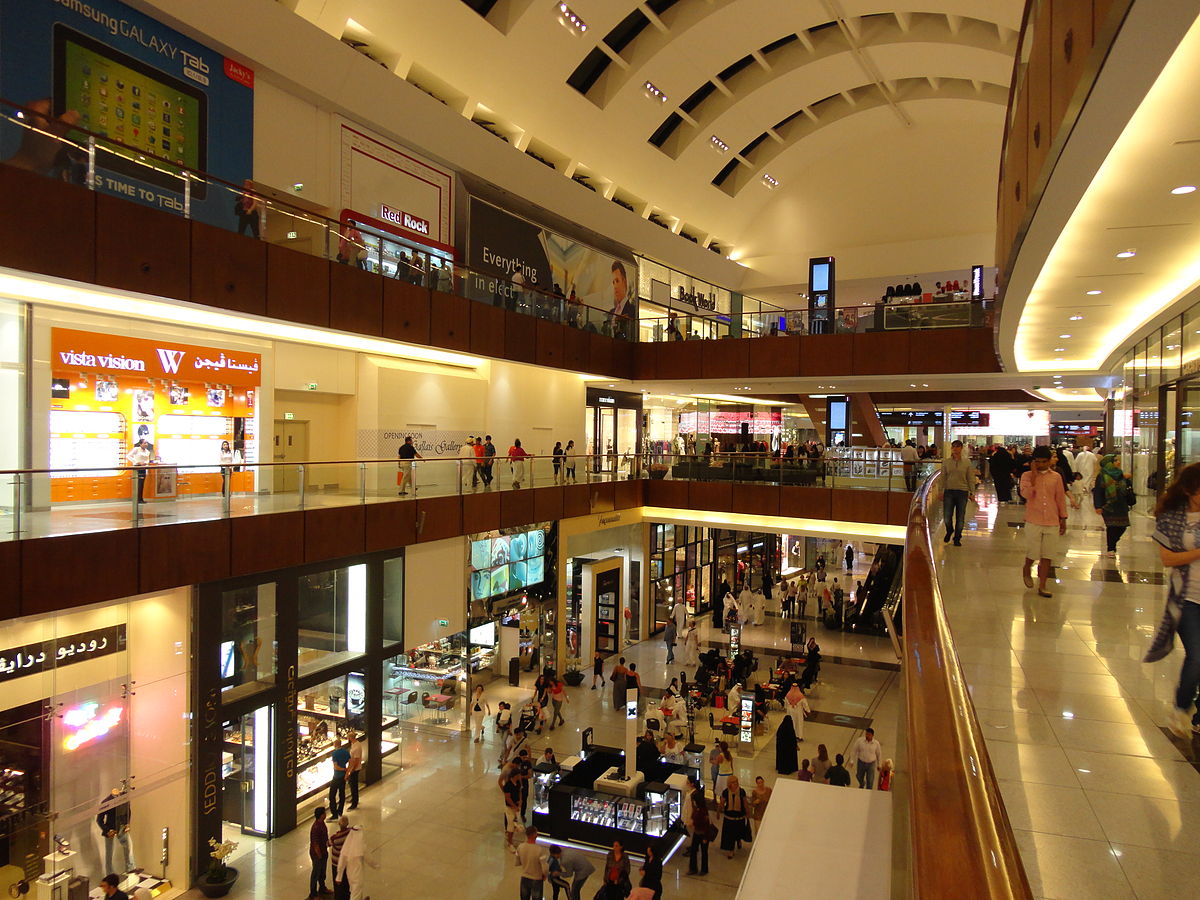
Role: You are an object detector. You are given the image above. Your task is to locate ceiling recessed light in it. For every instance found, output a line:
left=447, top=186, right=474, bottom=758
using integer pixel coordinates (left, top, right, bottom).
left=922, top=383, right=929, bottom=387
left=1116, top=249, right=1137, bottom=259
left=1085, top=290, right=1102, bottom=295
left=1069, top=315, right=1083, bottom=321
left=1060, top=334, right=1072, bottom=339
left=1171, top=185, right=1197, bottom=195
left=710, top=135, right=729, bottom=153
left=642, top=81, right=667, bottom=103
left=761, top=174, right=780, bottom=189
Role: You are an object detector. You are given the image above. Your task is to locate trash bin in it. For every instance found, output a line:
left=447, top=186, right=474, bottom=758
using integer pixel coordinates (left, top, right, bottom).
left=508, top=656, right=520, bottom=686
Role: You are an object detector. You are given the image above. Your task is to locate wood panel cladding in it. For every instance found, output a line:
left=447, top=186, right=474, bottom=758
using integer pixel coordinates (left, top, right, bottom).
left=470, top=302, right=506, bottom=359
left=231, top=511, right=305, bottom=577
left=191, top=222, right=267, bottom=316
left=381, top=278, right=431, bottom=344
left=330, top=263, right=383, bottom=336
left=304, top=505, right=366, bottom=562
left=95, top=193, right=191, bottom=298
left=139, top=518, right=231, bottom=593
left=0, top=164, right=96, bottom=284
left=268, top=243, right=331, bottom=328
left=429, top=291, right=471, bottom=352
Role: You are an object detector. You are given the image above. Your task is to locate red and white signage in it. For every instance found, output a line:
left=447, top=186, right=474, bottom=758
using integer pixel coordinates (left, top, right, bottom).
left=678, top=411, right=782, bottom=435
left=380, top=204, right=431, bottom=236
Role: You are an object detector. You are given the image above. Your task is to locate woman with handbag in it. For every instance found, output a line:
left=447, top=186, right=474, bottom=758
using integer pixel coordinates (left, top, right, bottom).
left=600, top=838, right=631, bottom=898
left=718, top=775, right=750, bottom=859
left=1093, top=454, right=1134, bottom=555
left=684, top=777, right=711, bottom=876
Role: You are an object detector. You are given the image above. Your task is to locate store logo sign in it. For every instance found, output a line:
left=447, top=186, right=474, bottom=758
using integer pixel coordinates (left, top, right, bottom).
left=380, top=204, right=431, bottom=236
left=62, top=702, right=124, bottom=751
left=156, top=348, right=186, bottom=374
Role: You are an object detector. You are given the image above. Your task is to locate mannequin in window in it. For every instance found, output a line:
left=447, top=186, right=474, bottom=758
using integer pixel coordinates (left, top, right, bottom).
left=97, top=787, right=134, bottom=876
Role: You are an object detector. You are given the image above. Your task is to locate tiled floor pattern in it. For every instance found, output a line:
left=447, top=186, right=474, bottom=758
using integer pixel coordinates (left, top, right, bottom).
left=938, top=492, right=1200, bottom=900
left=183, top=603, right=899, bottom=899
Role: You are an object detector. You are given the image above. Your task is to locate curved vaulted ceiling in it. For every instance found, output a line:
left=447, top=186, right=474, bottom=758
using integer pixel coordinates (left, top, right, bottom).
left=284, top=0, right=1022, bottom=290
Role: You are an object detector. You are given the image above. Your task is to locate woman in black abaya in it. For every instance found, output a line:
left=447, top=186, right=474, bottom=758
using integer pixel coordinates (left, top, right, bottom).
left=775, top=711, right=798, bottom=775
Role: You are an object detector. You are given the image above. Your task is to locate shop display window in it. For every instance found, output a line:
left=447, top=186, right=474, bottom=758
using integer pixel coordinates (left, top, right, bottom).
left=220, top=582, right=277, bottom=702
left=650, top=523, right=712, bottom=629
left=297, top=563, right=367, bottom=677
left=0, top=298, right=22, bottom=474
left=295, top=672, right=375, bottom=801
left=384, top=637, right=468, bottom=731
left=382, top=556, right=404, bottom=647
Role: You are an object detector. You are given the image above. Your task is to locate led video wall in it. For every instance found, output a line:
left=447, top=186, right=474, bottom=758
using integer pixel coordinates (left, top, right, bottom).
left=469, top=525, right=548, bottom=601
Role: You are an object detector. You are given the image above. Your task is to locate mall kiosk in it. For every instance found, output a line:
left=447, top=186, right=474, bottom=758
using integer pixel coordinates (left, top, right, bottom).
left=531, top=728, right=686, bottom=854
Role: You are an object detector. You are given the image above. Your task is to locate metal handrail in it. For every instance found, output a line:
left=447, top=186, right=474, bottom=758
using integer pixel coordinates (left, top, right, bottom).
left=902, top=470, right=1032, bottom=899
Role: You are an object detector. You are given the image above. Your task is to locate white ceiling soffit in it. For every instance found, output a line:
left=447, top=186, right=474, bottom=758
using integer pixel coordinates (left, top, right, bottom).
left=281, top=0, right=1021, bottom=284
left=999, top=0, right=1200, bottom=374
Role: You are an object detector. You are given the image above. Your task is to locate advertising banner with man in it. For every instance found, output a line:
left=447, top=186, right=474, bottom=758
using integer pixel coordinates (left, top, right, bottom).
left=466, top=197, right=638, bottom=338
left=0, top=0, right=254, bottom=227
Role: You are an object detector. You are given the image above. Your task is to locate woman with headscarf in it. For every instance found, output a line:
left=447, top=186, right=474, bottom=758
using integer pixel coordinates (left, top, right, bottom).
left=775, top=712, right=799, bottom=775
left=1147, top=463, right=1200, bottom=738
left=784, top=683, right=811, bottom=741
left=1092, top=454, right=1133, bottom=555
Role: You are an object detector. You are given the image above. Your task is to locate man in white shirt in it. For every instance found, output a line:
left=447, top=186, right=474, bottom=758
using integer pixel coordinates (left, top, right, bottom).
left=850, top=727, right=884, bottom=789
left=346, top=733, right=364, bottom=810
left=671, top=600, right=688, bottom=634
left=1074, top=446, right=1098, bottom=491
left=460, top=435, right=477, bottom=491
left=515, top=826, right=549, bottom=899
left=125, top=440, right=151, bottom=504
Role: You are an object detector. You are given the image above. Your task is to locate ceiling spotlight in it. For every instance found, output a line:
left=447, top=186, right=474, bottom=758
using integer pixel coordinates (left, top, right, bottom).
left=643, top=81, right=667, bottom=103
left=1171, top=185, right=1196, bottom=195
left=1085, top=290, right=1102, bottom=295
left=761, top=174, right=780, bottom=189
left=1116, top=249, right=1137, bottom=258
left=556, top=2, right=588, bottom=33
left=1167, top=344, right=1180, bottom=350
left=1054, top=347, right=1065, bottom=352
left=1069, top=315, right=1083, bottom=321
left=710, top=135, right=729, bottom=153
left=1059, top=334, right=1072, bottom=339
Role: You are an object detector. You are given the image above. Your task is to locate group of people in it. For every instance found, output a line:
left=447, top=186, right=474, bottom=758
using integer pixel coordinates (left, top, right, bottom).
left=396, top=434, right=586, bottom=494
left=307, top=806, right=375, bottom=900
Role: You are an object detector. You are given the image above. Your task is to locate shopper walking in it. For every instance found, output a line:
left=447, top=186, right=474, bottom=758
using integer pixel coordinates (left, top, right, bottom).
left=1020, top=446, right=1068, bottom=597
left=469, top=685, right=491, bottom=743
left=1075, top=445, right=1099, bottom=492
left=826, top=753, right=852, bottom=786
left=748, top=775, right=772, bottom=838
left=564, top=440, right=577, bottom=482
left=552, top=441, right=565, bottom=485
left=219, top=440, right=234, bottom=496
left=547, top=845, right=594, bottom=900
left=811, top=744, right=832, bottom=783
left=685, top=776, right=711, bottom=875
left=333, top=818, right=377, bottom=900
left=900, top=439, right=919, bottom=491
left=990, top=444, right=1015, bottom=503
left=329, top=815, right=352, bottom=900
left=473, top=436, right=486, bottom=490
left=346, top=733, right=363, bottom=810
left=483, top=435, right=496, bottom=487
left=611, top=657, right=628, bottom=710
left=600, top=839, right=632, bottom=898
left=460, top=435, right=478, bottom=490
left=637, top=843, right=664, bottom=900
left=509, top=438, right=530, bottom=489
left=715, top=740, right=735, bottom=797
left=125, top=439, right=151, bottom=504
left=307, top=807, right=331, bottom=900
left=718, top=775, right=750, bottom=859
left=396, top=435, right=422, bottom=496
left=682, top=621, right=700, bottom=668
left=784, top=683, right=810, bottom=741
left=328, top=738, right=351, bottom=817
left=591, top=650, right=605, bottom=690
left=1148, top=463, right=1200, bottom=738
left=516, top=826, right=550, bottom=900
left=850, top=727, right=883, bottom=789
left=774, top=713, right=798, bottom=775
left=1093, top=454, right=1134, bottom=555
left=663, top=618, right=677, bottom=665
left=844, top=543, right=855, bottom=572
left=940, top=440, right=976, bottom=546
left=548, top=677, right=568, bottom=730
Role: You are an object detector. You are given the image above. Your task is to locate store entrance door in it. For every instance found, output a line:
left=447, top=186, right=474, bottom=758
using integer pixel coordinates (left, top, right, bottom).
left=225, top=705, right=273, bottom=837
left=273, top=421, right=309, bottom=494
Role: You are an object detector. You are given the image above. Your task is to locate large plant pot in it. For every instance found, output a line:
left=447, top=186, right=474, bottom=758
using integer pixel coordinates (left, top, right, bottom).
left=562, top=670, right=585, bottom=687
left=198, top=867, right=239, bottom=898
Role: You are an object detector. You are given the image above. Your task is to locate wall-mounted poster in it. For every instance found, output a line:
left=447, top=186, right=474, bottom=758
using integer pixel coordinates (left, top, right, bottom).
left=0, top=0, right=254, bottom=227
left=466, top=198, right=638, bottom=338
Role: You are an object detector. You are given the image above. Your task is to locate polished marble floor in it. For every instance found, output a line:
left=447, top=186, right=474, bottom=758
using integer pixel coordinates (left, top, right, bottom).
left=182, top=584, right=899, bottom=899
left=938, top=491, right=1200, bottom=900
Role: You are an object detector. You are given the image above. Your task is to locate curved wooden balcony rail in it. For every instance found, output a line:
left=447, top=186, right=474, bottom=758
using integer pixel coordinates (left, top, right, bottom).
left=903, top=471, right=1032, bottom=899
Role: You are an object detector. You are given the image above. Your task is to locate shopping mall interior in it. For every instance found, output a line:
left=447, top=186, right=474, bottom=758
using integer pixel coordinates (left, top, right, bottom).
left=0, top=0, right=1197, bottom=898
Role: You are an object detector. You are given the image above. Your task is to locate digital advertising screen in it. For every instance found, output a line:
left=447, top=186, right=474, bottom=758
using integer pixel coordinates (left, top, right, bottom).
left=471, top=569, right=491, bottom=602
left=509, top=531, right=528, bottom=562
left=490, top=535, right=511, bottom=567
left=527, top=527, right=546, bottom=557
left=489, top=565, right=509, bottom=597
left=526, top=556, right=545, bottom=587
left=470, top=538, right=491, bottom=571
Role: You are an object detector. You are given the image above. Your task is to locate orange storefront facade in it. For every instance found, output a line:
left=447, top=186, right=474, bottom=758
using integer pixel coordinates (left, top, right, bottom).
left=49, top=328, right=261, bottom=502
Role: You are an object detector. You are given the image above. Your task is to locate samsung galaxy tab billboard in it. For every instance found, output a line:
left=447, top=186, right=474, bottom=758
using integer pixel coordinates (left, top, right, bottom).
left=0, top=0, right=254, bottom=227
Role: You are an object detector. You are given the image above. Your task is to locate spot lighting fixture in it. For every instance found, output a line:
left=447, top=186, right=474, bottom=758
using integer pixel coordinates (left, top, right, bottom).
left=1054, top=347, right=1065, bottom=352
left=710, top=135, right=729, bottom=153
left=1059, top=334, right=1072, bottom=339
left=761, top=174, right=780, bottom=189
left=1069, top=315, right=1083, bottom=321
left=1171, top=185, right=1197, bottom=195
left=556, top=2, right=587, bottom=33
left=643, top=81, right=667, bottom=103
left=1086, top=290, right=1102, bottom=295
left=1116, top=249, right=1137, bottom=259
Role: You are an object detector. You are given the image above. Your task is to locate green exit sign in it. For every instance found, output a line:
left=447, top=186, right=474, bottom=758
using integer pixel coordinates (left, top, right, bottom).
left=283, top=412, right=294, bottom=420
left=307, top=382, right=318, bottom=391
left=437, top=619, right=449, bottom=628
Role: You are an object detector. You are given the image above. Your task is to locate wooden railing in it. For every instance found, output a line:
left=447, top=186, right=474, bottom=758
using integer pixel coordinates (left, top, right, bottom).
left=901, top=472, right=1032, bottom=899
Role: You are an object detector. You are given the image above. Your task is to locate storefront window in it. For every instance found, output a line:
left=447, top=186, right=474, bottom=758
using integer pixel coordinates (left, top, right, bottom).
left=296, top=672, right=366, bottom=802
left=383, top=556, right=404, bottom=647
left=649, top=524, right=712, bottom=629
left=387, top=635, right=468, bottom=731
left=297, top=564, right=368, bottom=677
left=0, top=298, right=23, bottom=476
left=220, top=583, right=277, bottom=702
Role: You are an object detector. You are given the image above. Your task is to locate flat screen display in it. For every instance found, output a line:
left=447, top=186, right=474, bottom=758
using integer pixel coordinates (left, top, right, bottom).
left=54, top=25, right=207, bottom=193
left=470, top=539, right=491, bottom=571
left=489, top=565, right=509, bottom=597
left=469, top=622, right=496, bottom=647
left=509, top=531, right=528, bottom=562
left=491, top=535, right=511, bottom=566
left=527, top=527, right=545, bottom=556
left=471, top=569, right=491, bottom=602
left=469, top=527, right=548, bottom=599
left=219, top=640, right=235, bottom=679
left=810, top=263, right=830, bottom=293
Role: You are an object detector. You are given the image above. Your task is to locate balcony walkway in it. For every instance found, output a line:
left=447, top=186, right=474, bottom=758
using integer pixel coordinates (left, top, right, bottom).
left=939, top=492, right=1200, bottom=900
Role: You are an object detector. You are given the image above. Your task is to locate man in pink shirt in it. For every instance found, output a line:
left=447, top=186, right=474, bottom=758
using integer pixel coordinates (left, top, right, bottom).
left=1020, top=445, right=1068, bottom=597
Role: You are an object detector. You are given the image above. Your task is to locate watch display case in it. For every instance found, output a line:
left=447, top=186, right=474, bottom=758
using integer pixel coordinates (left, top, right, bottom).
left=569, top=790, right=646, bottom=834
left=532, top=763, right=560, bottom=814
left=642, top=782, right=681, bottom=837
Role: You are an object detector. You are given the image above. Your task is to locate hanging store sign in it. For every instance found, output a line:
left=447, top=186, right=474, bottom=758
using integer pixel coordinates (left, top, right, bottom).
left=51, top=328, right=262, bottom=387
left=379, top=204, right=431, bottom=236
left=0, top=623, right=127, bottom=682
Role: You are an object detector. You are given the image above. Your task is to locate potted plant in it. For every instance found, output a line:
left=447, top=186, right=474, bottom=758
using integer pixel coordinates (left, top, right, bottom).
left=562, top=655, right=585, bottom=687
left=198, top=837, right=239, bottom=898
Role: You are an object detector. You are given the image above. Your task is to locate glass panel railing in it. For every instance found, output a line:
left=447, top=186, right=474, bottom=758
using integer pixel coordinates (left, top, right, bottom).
left=1, top=452, right=930, bottom=542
